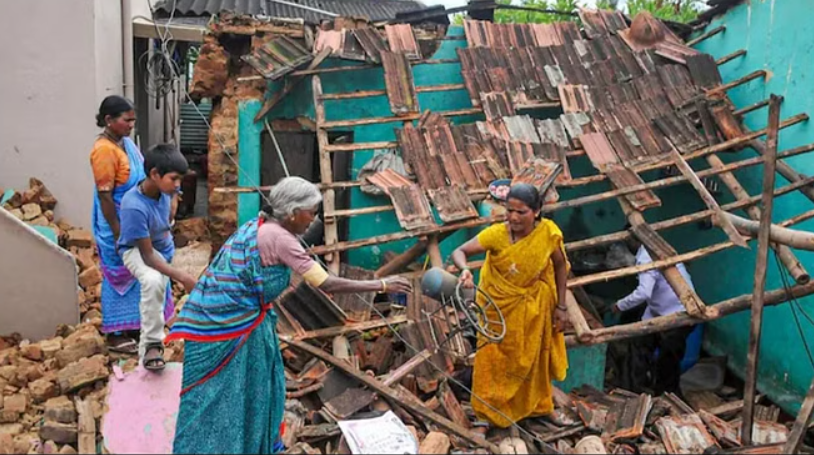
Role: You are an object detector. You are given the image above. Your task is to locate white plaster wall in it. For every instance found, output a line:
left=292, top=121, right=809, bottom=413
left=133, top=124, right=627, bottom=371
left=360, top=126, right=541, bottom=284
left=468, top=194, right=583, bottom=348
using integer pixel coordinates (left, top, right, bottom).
left=0, top=210, right=79, bottom=341
left=0, top=0, right=123, bottom=230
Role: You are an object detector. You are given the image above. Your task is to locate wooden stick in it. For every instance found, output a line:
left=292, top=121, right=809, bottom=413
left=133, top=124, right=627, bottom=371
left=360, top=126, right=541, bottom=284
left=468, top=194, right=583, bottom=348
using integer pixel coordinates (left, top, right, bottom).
left=565, top=290, right=594, bottom=342
left=326, top=141, right=399, bottom=152
left=734, top=98, right=771, bottom=117
left=717, top=49, right=747, bottom=66
left=375, top=237, right=430, bottom=278
left=669, top=148, right=749, bottom=248
left=321, top=107, right=482, bottom=129
left=707, top=70, right=767, bottom=96
left=282, top=337, right=501, bottom=453
left=75, top=398, right=96, bottom=455
left=782, top=376, right=814, bottom=454
left=320, top=83, right=466, bottom=101
left=313, top=76, right=340, bottom=274
left=292, top=315, right=408, bottom=341
left=687, top=25, right=726, bottom=46
left=447, top=178, right=814, bottom=280
left=382, top=349, right=434, bottom=387
left=427, top=235, right=444, bottom=268
left=743, top=94, right=782, bottom=445
left=564, top=279, right=814, bottom=347
left=725, top=212, right=814, bottom=251
left=567, top=241, right=733, bottom=289
left=289, top=58, right=461, bottom=77
left=619, top=199, right=706, bottom=317
left=564, top=114, right=808, bottom=187
left=707, top=151, right=809, bottom=284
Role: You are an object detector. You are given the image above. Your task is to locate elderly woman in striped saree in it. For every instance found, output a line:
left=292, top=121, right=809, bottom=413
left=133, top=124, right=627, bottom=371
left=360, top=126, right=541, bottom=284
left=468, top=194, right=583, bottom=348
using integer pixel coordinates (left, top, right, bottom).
left=168, top=176, right=411, bottom=454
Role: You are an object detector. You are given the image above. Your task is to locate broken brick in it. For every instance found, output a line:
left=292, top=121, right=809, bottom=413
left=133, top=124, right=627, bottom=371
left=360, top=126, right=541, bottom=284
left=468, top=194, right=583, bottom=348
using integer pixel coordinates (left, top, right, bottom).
left=29, top=379, right=58, bottom=404
left=56, top=331, right=104, bottom=369
left=20, top=203, right=42, bottom=221
left=58, top=445, right=77, bottom=455
left=39, top=422, right=77, bottom=445
left=0, top=412, right=18, bottom=425
left=77, top=267, right=102, bottom=290
left=0, top=434, right=11, bottom=455
left=6, top=209, right=23, bottom=221
left=0, top=425, right=22, bottom=437
left=19, top=343, right=42, bottom=362
left=41, top=440, right=58, bottom=455
left=39, top=338, right=63, bottom=360
left=3, top=396, right=26, bottom=414
left=65, top=230, right=93, bottom=249
left=57, top=355, right=108, bottom=393
left=29, top=216, right=50, bottom=227
left=44, top=397, right=76, bottom=424
left=70, top=249, right=95, bottom=273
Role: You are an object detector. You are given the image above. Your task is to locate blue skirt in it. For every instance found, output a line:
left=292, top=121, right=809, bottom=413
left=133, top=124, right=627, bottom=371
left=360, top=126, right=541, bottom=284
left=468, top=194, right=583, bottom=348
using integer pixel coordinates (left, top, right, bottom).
left=173, top=315, right=286, bottom=454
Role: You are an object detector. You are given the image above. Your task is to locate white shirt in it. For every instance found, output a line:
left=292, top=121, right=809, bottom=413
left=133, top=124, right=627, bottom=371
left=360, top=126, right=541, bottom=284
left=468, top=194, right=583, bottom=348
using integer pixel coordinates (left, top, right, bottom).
left=616, top=246, right=694, bottom=320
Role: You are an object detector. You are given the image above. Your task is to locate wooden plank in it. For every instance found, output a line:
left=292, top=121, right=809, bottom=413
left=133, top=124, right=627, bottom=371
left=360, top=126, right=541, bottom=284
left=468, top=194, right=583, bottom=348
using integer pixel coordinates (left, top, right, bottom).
left=319, top=84, right=466, bottom=101
left=283, top=338, right=501, bottom=453
left=707, top=70, right=767, bottom=95
left=717, top=49, right=747, bottom=66
left=670, top=147, right=749, bottom=248
left=687, top=25, right=726, bottom=47
left=438, top=381, right=471, bottom=429
left=291, top=315, right=408, bottom=341
left=75, top=398, right=96, bottom=455
left=782, top=376, right=814, bottom=454
left=312, top=76, right=339, bottom=274
left=734, top=98, right=771, bottom=117
left=743, top=95, right=782, bottom=445
left=321, top=108, right=482, bottom=129
left=565, top=279, right=814, bottom=347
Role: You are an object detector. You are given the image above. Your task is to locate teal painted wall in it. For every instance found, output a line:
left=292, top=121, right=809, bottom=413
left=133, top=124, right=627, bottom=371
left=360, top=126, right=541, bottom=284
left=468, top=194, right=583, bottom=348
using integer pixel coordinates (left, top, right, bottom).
left=685, top=0, right=814, bottom=414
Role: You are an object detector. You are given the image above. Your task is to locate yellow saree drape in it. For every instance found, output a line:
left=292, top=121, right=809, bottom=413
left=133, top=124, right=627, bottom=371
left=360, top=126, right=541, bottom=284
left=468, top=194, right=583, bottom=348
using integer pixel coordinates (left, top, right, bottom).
left=471, top=220, right=569, bottom=427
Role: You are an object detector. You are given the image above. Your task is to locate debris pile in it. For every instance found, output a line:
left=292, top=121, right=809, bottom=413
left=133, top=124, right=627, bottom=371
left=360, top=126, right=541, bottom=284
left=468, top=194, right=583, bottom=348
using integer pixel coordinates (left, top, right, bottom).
left=0, top=179, right=197, bottom=454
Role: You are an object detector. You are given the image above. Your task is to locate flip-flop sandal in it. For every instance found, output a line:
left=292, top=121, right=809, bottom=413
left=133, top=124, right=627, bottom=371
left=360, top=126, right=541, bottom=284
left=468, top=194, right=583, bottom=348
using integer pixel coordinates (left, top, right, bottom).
left=108, top=338, right=139, bottom=355
left=143, top=343, right=166, bottom=372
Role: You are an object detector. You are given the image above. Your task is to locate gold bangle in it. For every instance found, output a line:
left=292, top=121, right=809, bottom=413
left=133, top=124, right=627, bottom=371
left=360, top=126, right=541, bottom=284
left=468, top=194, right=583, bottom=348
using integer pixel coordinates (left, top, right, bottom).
left=380, top=279, right=387, bottom=293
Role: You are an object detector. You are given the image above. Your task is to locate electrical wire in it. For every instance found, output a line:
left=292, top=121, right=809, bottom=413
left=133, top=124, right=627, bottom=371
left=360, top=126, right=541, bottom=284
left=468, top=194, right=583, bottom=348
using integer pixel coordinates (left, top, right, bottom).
left=772, top=251, right=814, bottom=369
left=145, top=1, right=554, bottom=447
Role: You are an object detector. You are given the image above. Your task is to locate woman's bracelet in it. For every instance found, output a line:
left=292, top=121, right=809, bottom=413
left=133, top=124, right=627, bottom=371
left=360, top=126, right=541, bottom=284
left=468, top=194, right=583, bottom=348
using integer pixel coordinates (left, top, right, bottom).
left=380, top=279, right=388, bottom=293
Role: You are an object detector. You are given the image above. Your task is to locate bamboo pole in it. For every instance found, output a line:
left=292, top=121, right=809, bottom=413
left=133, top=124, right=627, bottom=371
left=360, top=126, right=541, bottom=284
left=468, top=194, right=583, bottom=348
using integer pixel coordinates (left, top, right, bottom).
left=734, top=98, right=771, bottom=117
left=375, top=237, right=430, bottom=278
left=291, top=315, right=409, bottom=341
left=705, top=152, right=809, bottom=283
left=283, top=337, right=501, bottom=453
left=743, top=95, right=782, bottom=445
left=725, top=213, right=814, bottom=251
left=565, top=290, right=594, bottom=343
left=564, top=280, right=814, bottom=347
left=716, top=49, right=747, bottom=66
left=687, top=25, right=726, bottom=47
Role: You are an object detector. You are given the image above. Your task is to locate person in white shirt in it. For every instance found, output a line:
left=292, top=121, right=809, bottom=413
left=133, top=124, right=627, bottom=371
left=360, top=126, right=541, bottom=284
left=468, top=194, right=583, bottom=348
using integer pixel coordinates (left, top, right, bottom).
left=612, top=231, right=696, bottom=395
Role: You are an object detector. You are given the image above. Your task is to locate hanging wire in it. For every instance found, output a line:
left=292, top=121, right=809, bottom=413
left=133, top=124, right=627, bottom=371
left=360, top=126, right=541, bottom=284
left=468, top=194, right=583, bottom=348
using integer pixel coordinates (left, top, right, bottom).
left=145, top=1, right=555, bottom=447
left=773, top=251, right=814, bottom=369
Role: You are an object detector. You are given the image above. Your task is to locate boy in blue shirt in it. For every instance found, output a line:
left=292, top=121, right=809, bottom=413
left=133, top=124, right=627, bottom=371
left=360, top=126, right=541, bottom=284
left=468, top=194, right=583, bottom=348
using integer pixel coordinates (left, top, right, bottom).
left=118, top=144, right=197, bottom=371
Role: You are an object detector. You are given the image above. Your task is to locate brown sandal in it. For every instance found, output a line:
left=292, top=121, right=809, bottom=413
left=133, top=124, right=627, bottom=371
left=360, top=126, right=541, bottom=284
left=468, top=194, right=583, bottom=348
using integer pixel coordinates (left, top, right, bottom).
left=143, top=343, right=166, bottom=372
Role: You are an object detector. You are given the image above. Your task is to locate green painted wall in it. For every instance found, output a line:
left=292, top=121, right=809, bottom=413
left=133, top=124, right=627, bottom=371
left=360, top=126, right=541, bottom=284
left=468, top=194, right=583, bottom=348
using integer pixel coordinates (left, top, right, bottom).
left=685, top=0, right=814, bottom=414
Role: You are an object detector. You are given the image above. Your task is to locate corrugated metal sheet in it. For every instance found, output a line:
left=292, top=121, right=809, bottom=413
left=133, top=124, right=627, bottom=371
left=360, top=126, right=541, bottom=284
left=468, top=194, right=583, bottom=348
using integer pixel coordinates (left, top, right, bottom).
left=154, top=0, right=424, bottom=24
left=480, top=92, right=516, bottom=121
left=385, top=24, right=422, bottom=60
left=180, top=103, right=211, bottom=153
left=382, top=51, right=419, bottom=116
left=581, top=132, right=619, bottom=170
left=279, top=282, right=347, bottom=331
left=602, top=393, right=653, bottom=442
left=242, top=35, right=312, bottom=79
left=397, top=124, right=446, bottom=190
left=367, top=169, right=436, bottom=231
left=464, top=20, right=580, bottom=48
left=334, top=265, right=375, bottom=322
left=559, top=84, right=594, bottom=113
left=686, top=54, right=723, bottom=88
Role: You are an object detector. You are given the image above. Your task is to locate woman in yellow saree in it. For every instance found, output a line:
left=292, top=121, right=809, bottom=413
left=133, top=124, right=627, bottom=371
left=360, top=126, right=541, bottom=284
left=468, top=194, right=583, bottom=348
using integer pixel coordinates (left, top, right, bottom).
left=450, top=183, right=569, bottom=428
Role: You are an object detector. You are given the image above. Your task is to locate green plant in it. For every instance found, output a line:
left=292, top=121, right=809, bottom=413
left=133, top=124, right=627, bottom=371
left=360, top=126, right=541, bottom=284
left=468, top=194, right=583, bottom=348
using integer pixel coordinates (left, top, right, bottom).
left=452, top=0, right=702, bottom=25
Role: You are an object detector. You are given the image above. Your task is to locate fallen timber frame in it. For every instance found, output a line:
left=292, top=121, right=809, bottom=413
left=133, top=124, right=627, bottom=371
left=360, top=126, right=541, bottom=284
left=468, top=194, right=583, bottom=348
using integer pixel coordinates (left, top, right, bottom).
left=283, top=337, right=502, bottom=453
left=563, top=279, right=814, bottom=347
left=307, top=145, right=814, bottom=256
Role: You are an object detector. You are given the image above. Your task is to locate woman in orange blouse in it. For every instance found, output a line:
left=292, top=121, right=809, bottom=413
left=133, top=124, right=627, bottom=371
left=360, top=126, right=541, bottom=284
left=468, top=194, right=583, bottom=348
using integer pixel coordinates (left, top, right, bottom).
left=89, top=96, right=173, bottom=353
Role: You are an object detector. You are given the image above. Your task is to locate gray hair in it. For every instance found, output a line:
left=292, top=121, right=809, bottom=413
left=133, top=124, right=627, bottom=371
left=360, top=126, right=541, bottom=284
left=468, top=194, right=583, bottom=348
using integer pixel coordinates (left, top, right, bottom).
left=263, top=176, right=322, bottom=221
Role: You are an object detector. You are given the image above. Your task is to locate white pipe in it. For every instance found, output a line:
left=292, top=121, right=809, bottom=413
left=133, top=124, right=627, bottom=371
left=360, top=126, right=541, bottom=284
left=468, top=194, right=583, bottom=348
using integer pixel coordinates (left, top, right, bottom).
left=121, top=0, right=135, bottom=101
